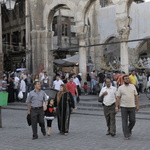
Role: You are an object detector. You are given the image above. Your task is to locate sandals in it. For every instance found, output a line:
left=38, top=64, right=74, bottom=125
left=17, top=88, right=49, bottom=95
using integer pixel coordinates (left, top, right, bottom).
left=124, top=137, right=130, bottom=140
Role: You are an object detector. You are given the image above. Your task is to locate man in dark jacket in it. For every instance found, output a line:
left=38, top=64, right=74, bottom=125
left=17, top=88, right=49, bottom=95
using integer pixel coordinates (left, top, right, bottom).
left=98, top=69, right=105, bottom=90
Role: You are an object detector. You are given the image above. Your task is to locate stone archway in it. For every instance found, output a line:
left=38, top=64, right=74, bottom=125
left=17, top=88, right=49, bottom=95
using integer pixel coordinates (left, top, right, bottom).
left=136, top=38, right=150, bottom=55
left=42, top=0, right=98, bottom=82
left=43, top=0, right=75, bottom=31
left=29, top=0, right=98, bottom=78
left=101, top=36, right=120, bottom=70
left=83, top=0, right=97, bottom=25
left=134, top=38, right=150, bottom=69
left=45, top=4, right=75, bottom=79
left=75, top=0, right=98, bottom=82
left=47, top=4, right=71, bottom=32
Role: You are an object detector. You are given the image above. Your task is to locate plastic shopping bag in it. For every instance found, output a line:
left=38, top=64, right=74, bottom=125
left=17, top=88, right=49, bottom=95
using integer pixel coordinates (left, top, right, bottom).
left=18, top=91, right=23, bottom=99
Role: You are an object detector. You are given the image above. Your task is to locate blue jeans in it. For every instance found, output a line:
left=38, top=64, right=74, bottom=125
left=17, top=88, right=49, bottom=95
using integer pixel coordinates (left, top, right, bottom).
left=84, top=89, right=88, bottom=94
left=91, top=79, right=96, bottom=93
left=72, top=95, right=77, bottom=108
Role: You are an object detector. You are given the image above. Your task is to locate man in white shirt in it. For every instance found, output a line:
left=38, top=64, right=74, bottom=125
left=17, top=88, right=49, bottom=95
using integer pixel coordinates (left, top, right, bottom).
left=116, top=75, right=139, bottom=140
left=14, top=75, right=20, bottom=101
left=19, top=76, right=26, bottom=102
left=73, top=73, right=81, bottom=96
left=21, top=71, right=27, bottom=80
left=99, top=78, right=117, bottom=137
left=73, top=74, right=81, bottom=87
left=53, top=75, right=64, bottom=90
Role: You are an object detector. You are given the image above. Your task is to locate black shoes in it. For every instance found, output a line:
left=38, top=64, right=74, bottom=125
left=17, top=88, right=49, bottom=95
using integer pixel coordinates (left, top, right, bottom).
left=106, top=132, right=116, bottom=137
left=32, top=135, right=38, bottom=140
left=41, top=128, right=46, bottom=136
left=42, top=131, right=46, bottom=136
left=110, top=133, right=116, bottom=137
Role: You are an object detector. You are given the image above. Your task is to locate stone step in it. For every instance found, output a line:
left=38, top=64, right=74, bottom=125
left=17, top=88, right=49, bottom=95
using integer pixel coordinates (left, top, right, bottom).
left=79, top=95, right=98, bottom=102
left=77, top=101, right=102, bottom=107
left=2, top=103, right=150, bottom=118
left=2, top=93, right=150, bottom=116
left=77, top=105, right=102, bottom=111
left=2, top=105, right=27, bottom=111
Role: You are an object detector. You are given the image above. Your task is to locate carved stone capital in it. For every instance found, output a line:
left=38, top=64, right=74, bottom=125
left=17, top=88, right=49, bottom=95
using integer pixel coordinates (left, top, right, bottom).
left=107, top=0, right=113, bottom=5
left=116, top=14, right=132, bottom=40
left=118, top=26, right=130, bottom=41
left=48, top=31, right=54, bottom=38
left=77, top=32, right=86, bottom=40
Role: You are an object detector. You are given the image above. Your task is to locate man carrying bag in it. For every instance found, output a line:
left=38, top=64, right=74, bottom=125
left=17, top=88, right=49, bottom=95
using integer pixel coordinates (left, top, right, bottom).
left=26, top=81, right=48, bottom=140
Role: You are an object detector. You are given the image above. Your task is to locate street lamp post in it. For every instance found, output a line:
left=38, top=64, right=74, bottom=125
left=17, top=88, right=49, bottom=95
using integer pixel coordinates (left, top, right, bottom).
left=0, top=0, right=16, bottom=128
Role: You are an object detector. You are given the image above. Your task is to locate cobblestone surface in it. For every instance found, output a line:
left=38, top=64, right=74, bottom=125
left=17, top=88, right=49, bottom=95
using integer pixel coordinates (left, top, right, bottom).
left=0, top=107, right=150, bottom=150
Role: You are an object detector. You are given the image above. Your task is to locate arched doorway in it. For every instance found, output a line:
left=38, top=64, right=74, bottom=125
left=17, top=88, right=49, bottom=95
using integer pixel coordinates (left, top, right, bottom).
left=47, top=4, right=79, bottom=74
left=41, top=0, right=98, bottom=81
left=51, top=6, right=78, bottom=59
left=102, top=36, right=120, bottom=71
left=135, top=39, right=150, bottom=70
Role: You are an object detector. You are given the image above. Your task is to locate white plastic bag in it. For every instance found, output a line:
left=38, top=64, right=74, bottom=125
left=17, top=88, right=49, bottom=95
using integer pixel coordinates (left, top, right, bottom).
left=18, top=91, right=23, bottom=99
left=147, top=81, right=150, bottom=88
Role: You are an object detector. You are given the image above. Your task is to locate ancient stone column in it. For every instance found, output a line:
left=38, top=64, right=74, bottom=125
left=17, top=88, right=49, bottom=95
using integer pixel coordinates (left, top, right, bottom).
left=43, top=30, right=54, bottom=82
left=25, top=0, right=32, bottom=73
left=118, top=27, right=130, bottom=74
left=78, top=33, right=87, bottom=83
left=120, top=41, right=129, bottom=74
left=31, top=28, right=54, bottom=81
left=115, top=0, right=132, bottom=74
left=47, top=31, right=54, bottom=81
left=30, top=30, right=43, bottom=74
left=29, top=0, right=44, bottom=75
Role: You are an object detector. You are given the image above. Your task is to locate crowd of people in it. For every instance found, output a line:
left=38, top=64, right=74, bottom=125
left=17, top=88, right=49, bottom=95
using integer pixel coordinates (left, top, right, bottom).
left=2, top=68, right=150, bottom=104
left=98, top=69, right=150, bottom=140
left=0, top=69, right=82, bottom=139
left=0, top=69, right=82, bottom=104
left=90, top=69, right=150, bottom=95
left=1, top=68, right=150, bottom=140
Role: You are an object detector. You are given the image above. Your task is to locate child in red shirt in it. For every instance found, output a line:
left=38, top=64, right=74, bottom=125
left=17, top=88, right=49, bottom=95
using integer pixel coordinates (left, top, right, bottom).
left=83, top=82, right=88, bottom=95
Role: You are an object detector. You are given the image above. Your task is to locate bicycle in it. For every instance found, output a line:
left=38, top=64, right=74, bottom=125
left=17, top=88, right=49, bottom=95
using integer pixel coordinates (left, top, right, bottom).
left=146, top=87, right=150, bottom=100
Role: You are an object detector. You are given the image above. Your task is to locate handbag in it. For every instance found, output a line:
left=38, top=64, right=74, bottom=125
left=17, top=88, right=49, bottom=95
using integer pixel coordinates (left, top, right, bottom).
left=18, top=91, right=23, bottom=99
left=77, top=96, right=80, bottom=103
left=26, top=114, right=31, bottom=126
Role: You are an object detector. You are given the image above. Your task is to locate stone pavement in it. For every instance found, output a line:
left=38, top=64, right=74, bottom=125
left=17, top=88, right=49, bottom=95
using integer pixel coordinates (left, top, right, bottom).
left=1, top=103, right=150, bottom=150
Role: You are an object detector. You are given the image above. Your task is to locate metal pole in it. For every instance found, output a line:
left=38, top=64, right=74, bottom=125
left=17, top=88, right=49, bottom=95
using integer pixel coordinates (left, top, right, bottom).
left=0, top=106, right=2, bottom=128
left=0, top=4, right=3, bottom=128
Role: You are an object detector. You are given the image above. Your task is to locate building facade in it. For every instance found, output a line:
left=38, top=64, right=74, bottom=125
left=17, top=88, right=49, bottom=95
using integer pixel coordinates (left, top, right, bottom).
left=2, top=0, right=26, bottom=72
left=1, top=0, right=150, bottom=82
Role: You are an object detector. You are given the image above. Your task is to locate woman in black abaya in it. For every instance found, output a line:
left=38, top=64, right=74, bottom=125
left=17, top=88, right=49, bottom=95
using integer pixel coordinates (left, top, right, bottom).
left=54, top=84, right=75, bottom=135
left=8, top=77, right=15, bottom=103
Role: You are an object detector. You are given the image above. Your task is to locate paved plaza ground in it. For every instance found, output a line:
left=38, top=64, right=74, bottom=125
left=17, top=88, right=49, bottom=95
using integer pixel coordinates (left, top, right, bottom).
left=0, top=105, right=150, bottom=150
